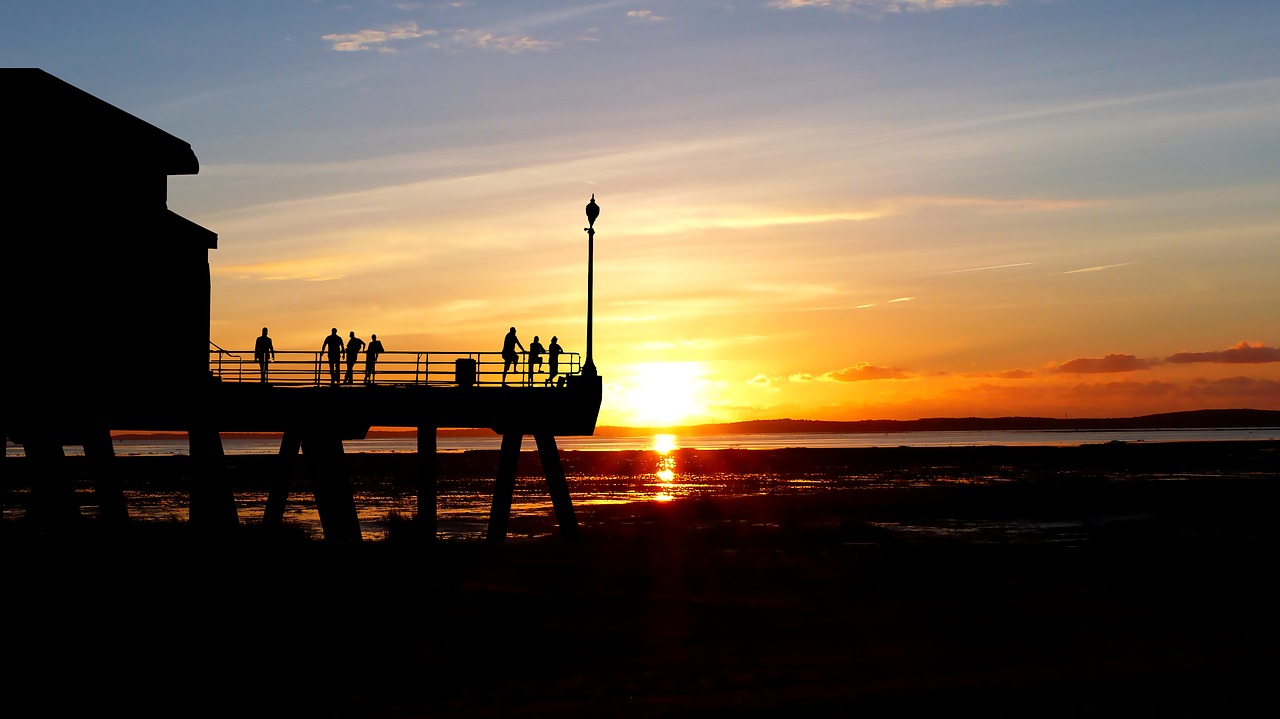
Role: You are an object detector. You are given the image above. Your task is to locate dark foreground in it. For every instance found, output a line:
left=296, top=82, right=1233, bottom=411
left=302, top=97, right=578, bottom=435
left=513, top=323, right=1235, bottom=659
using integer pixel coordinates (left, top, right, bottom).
left=4, top=441, right=1280, bottom=717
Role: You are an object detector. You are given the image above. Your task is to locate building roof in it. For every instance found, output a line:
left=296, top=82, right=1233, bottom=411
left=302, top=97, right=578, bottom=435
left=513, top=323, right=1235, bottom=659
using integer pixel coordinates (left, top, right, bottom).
left=2, top=68, right=199, bottom=176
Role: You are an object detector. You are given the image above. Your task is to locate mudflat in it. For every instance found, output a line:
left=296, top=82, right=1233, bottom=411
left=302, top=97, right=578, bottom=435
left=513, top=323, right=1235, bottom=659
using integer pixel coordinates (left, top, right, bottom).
left=3, top=441, right=1279, bottom=717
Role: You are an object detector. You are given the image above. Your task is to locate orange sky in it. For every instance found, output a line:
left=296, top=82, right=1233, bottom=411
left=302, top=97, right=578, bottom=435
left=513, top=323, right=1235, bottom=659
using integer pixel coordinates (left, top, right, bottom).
left=11, top=2, right=1278, bottom=427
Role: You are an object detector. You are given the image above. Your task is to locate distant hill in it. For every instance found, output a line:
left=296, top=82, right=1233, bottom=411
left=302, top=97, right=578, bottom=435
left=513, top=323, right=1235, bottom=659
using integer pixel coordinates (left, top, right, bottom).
left=594, top=408, right=1280, bottom=437
left=106, top=408, right=1280, bottom=441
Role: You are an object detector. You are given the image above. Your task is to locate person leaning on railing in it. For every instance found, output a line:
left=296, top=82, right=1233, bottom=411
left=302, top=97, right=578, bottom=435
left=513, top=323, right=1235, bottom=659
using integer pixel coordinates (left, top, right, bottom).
left=546, top=336, right=564, bottom=387
left=365, top=334, right=384, bottom=384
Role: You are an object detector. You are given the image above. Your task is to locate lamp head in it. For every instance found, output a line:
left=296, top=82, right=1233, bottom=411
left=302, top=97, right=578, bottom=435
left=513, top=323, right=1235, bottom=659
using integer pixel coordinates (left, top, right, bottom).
left=585, top=194, right=600, bottom=228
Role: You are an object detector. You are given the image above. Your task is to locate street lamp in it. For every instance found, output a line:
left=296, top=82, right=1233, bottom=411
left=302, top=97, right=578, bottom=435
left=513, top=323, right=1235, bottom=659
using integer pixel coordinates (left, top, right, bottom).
left=583, top=194, right=600, bottom=377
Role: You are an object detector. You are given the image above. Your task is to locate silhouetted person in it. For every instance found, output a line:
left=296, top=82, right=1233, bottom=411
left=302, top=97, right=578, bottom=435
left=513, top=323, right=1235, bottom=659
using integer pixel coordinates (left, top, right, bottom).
left=254, top=327, right=275, bottom=383
left=546, top=336, right=564, bottom=387
left=344, top=331, right=364, bottom=384
left=528, top=335, right=545, bottom=385
left=321, top=328, right=344, bottom=385
left=365, top=333, right=384, bottom=384
left=501, top=326, right=525, bottom=387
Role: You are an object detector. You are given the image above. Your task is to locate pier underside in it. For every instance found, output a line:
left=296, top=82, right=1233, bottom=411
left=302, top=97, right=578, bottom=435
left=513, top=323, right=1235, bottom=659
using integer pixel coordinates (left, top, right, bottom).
left=4, top=377, right=603, bottom=542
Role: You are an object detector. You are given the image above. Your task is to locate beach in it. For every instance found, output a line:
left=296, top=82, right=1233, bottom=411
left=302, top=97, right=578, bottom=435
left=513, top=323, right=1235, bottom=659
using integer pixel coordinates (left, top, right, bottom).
left=4, top=440, right=1280, bottom=717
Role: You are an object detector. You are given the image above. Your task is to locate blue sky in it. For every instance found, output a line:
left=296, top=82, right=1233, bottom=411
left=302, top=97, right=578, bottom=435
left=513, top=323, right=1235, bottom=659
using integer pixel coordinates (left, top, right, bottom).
left=5, top=1, right=1280, bottom=426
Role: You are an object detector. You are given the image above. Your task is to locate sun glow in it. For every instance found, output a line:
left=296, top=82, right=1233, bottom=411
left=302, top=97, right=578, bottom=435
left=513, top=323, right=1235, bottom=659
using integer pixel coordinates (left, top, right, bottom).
left=652, top=433, right=678, bottom=453
left=615, top=363, right=709, bottom=427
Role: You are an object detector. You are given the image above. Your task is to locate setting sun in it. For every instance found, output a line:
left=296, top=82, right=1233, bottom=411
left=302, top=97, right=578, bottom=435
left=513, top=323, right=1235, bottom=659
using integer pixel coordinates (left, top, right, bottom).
left=611, top=363, right=709, bottom=427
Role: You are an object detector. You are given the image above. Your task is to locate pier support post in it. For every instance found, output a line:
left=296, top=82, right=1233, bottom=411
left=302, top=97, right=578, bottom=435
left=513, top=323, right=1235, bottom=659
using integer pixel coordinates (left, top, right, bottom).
left=535, top=433, right=580, bottom=541
left=21, top=434, right=80, bottom=528
left=301, top=433, right=362, bottom=542
left=83, top=426, right=127, bottom=526
left=487, top=432, right=523, bottom=542
left=417, top=425, right=437, bottom=539
left=264, top=431, right=302, bottom=528
left=188, top=428, right=240, bottom=531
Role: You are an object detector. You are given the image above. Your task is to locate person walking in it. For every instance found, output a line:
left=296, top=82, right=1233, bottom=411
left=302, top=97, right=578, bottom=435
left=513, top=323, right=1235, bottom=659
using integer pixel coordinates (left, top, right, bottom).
left=546, top=336, right=564, bottom=387
left=501, top=326, right=525, bottom=387
left=321, top=328, right=344, bottom=385
left=527, top=335, right=545, bottom=386
left=254, top=327, right=275, bottom=383
left=364, top=333, right=384, bottom=384
left=344, top=331, right=365, bottom=384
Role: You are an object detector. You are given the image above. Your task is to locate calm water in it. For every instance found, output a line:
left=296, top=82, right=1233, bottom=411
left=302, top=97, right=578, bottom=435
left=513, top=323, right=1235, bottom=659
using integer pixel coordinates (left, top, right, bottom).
left=6, top=426, right=1275, bottom=457
left=6, top=427, right=1278, bottom=542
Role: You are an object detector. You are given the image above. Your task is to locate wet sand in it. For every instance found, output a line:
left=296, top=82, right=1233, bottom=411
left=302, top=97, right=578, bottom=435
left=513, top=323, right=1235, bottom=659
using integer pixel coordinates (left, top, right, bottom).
left=4, top=440, right=1280, bottom=717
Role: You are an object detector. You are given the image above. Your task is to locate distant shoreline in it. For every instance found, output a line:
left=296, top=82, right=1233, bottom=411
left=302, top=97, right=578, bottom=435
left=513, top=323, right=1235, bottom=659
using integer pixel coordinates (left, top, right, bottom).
left=100, top=407, right=1280, bottom=441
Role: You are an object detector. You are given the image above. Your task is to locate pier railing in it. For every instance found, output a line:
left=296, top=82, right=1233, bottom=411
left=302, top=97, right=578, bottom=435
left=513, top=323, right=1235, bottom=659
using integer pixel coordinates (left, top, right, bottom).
left=209, top=348, right=582, bottom=387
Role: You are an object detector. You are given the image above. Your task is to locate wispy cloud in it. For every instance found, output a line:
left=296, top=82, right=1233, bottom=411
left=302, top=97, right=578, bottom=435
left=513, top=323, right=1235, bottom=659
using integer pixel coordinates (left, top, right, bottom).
left=1061, top=262, right=1134, bottom=275
left=931, top=262, right=1033, bottom=275
left=628, top=195, right=1091, bottom=237
left=1050, top=354, right=1160, bottom=374
left=768, top=1, right=1010, bottom=13
left=322, top=22, right=436, bottom=52
left=1166, top=341, right=1280, bottom=365
left=322, top=22, right=555, bottom=54
left=627, top=10, right=669, bottom=22
left=962, top=368, right=1035, bottom=379
left=449, top=28, right=557, bottom=53
left=821, top=363, right=911, bottom=381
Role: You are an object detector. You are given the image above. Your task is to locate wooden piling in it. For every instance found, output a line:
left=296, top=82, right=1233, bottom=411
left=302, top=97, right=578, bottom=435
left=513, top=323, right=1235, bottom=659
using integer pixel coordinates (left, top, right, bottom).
left=535, top=433, right=580, bottom=541
left=487, top=432, right=523, bottom=542
left=417, top=424, right=438, bottom=539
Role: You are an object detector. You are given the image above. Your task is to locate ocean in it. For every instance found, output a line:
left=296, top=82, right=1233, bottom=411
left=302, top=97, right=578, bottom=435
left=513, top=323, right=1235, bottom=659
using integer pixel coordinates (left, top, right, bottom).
left=5, top=427, right=1279, bottom=542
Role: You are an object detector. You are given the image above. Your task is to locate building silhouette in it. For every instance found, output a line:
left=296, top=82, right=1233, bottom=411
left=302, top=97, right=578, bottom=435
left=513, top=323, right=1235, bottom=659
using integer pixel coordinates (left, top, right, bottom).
left=3, top=68, right=217, bottom=439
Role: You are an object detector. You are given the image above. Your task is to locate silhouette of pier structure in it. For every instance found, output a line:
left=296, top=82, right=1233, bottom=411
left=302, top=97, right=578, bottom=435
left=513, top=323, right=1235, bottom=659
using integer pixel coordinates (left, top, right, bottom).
left=1, top=69, right=603, bottom=542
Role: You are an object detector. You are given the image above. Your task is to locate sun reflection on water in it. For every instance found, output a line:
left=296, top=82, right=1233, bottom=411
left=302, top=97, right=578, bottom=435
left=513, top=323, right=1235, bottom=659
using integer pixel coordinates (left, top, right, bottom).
left=651, top=434, right=679, bottom=501
left=652, top=434, right=678, bottom=454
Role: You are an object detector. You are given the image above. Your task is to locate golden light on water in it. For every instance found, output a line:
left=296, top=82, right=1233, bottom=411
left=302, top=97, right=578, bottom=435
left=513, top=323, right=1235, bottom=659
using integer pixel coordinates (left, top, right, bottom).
left=652, top=433, right=678, bottom=454
left=651, top=433, right=678, bottom=501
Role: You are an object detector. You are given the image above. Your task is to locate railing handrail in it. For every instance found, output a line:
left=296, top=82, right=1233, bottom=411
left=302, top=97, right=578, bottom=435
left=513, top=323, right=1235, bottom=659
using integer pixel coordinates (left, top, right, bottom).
left=209, top=340, right=240, bottom=358
left=209, top=348, right=583, bottom=388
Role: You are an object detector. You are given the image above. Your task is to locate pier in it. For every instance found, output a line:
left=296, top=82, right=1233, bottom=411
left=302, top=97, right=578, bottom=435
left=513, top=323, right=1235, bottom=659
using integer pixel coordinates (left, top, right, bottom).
left=1, top=69, right=606, bottom=542
left=7, top=350, right=603, bottom=542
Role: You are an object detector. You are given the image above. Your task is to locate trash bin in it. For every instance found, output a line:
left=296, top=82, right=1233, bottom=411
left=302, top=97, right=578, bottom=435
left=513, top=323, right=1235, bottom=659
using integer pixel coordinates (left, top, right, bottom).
left=455, top=358, right=476, bottom=387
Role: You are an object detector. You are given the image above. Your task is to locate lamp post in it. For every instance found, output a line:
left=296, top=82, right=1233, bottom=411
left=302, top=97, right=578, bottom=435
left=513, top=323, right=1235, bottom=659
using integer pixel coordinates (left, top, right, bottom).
left=583, top=194, right=600, bottom=377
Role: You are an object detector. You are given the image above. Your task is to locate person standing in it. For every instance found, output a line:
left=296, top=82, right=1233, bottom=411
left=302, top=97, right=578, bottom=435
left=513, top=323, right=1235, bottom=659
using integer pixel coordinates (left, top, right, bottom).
left=344, top=331, right=365, bottom=384
left=546, top=336, right=564, bottom=387
left=254, top=327, right=275, bottom=383
left=364, top=333, right=384, bottom=384
left=527, top=335, right=545, bottom=386
left=501, top=326, right=525, bottom=387
left=321, top=328, right=344, bottom=385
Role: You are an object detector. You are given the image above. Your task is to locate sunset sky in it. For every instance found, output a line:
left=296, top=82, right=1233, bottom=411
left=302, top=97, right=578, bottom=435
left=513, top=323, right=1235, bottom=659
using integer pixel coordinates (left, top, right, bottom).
left=5, top=1, right=1279, bottom=427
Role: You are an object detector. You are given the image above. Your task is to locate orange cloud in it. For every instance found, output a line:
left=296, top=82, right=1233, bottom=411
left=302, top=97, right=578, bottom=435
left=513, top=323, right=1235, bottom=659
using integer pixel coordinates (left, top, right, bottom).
left=962, top=369, right=1035, bottom=379
left=821, top=363, right=911, bottom=382
left=1052, top=354, right=1158, bottom=374
left=1165, top=341, right=1280, bottom=365
left=1187, top=376, right=1280, bottom=400
left=1064, top=379, right=1180, bottom=400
